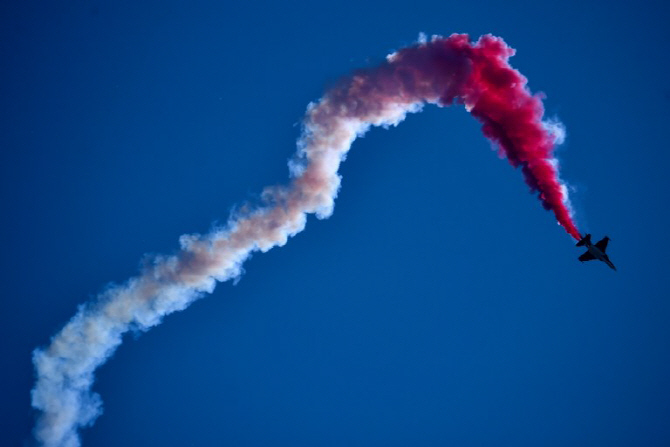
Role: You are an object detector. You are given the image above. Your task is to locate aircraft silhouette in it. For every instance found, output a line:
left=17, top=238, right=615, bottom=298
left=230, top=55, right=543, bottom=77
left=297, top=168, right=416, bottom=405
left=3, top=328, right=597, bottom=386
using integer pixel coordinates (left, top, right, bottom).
left=576, top=234, right=616, bottom=271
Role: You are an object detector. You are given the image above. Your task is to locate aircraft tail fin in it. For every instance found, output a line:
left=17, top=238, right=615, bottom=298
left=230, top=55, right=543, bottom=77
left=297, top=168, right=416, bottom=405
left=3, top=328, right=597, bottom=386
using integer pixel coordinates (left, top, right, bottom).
left=576, top=234, right=592, bottom=247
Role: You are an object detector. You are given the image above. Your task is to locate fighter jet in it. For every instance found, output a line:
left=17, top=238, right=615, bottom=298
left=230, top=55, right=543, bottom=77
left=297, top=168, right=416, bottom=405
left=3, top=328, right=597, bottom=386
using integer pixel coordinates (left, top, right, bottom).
left=576, top=234, right=616, bottom=270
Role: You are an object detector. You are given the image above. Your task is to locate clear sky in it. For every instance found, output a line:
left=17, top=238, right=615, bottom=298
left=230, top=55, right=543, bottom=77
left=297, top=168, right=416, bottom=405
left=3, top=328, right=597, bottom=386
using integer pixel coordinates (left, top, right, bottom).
left=2, top=1, right=670, bottom=446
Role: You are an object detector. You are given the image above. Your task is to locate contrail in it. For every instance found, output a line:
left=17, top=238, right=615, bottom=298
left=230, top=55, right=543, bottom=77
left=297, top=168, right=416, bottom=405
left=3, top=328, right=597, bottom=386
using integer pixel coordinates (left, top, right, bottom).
left=31, top=33, right=580, bottom=447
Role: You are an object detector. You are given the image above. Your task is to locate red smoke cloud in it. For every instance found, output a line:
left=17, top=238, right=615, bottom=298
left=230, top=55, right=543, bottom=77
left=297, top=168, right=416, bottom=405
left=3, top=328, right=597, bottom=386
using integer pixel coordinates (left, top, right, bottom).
left=453, top=34, right=581, bottom=239
left=324, top=34, right=581, bottom=240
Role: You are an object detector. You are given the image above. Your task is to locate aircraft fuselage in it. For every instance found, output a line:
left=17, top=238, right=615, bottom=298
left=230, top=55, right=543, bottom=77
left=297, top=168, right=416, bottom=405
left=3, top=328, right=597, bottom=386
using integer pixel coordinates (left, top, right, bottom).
left=584, top=241, right=616, bottom=270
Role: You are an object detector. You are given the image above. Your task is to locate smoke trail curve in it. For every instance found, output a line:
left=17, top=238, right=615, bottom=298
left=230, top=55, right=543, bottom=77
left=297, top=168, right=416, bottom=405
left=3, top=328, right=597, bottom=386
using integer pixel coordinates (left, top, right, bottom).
left=31, top=34, right=580, bottom=447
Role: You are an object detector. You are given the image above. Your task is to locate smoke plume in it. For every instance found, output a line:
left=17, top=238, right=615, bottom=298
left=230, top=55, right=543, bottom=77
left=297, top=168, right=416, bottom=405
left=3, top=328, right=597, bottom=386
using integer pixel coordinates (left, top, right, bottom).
left=31, top=34, right=580, bottom=447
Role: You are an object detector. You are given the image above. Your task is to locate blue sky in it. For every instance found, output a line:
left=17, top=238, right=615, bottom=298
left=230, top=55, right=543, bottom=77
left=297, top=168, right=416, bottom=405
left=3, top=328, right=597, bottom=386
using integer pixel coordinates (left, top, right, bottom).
left=2, top=1, right=670, bottom=446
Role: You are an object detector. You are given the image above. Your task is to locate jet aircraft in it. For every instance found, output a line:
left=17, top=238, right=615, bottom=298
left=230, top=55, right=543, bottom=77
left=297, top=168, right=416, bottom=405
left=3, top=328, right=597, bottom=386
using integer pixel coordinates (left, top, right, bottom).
left=576, top=234, right=616, bottom=270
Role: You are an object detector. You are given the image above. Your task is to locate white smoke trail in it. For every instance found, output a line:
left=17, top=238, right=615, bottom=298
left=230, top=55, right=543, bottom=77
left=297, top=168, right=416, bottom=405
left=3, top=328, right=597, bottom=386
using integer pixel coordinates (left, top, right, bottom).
left=31, top=37, right=468, bottom=447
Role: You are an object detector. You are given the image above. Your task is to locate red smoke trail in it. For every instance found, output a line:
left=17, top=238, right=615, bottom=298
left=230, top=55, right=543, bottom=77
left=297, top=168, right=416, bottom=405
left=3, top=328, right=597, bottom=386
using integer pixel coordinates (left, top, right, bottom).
left=455, top=35, right=581, bottom=240
left=323, top=34, right=581, bottom=239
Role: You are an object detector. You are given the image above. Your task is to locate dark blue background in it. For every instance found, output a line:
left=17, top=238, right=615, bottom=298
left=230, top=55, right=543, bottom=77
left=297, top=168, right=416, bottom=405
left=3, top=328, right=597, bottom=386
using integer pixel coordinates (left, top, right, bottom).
left=2, top=1, right=669, bottom=445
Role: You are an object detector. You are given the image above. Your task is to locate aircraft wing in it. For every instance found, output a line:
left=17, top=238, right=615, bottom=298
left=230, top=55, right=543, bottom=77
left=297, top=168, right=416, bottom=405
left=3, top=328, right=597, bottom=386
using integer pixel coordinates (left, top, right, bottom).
left=595, top=237, right=610, bottom=252
left=579, top=252, right=596, bottom=262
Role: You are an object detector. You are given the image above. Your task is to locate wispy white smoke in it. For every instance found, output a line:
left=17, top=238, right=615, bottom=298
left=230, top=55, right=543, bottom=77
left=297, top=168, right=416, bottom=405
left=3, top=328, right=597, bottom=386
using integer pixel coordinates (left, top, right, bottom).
left=32, top=37, right=468, bottom=447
